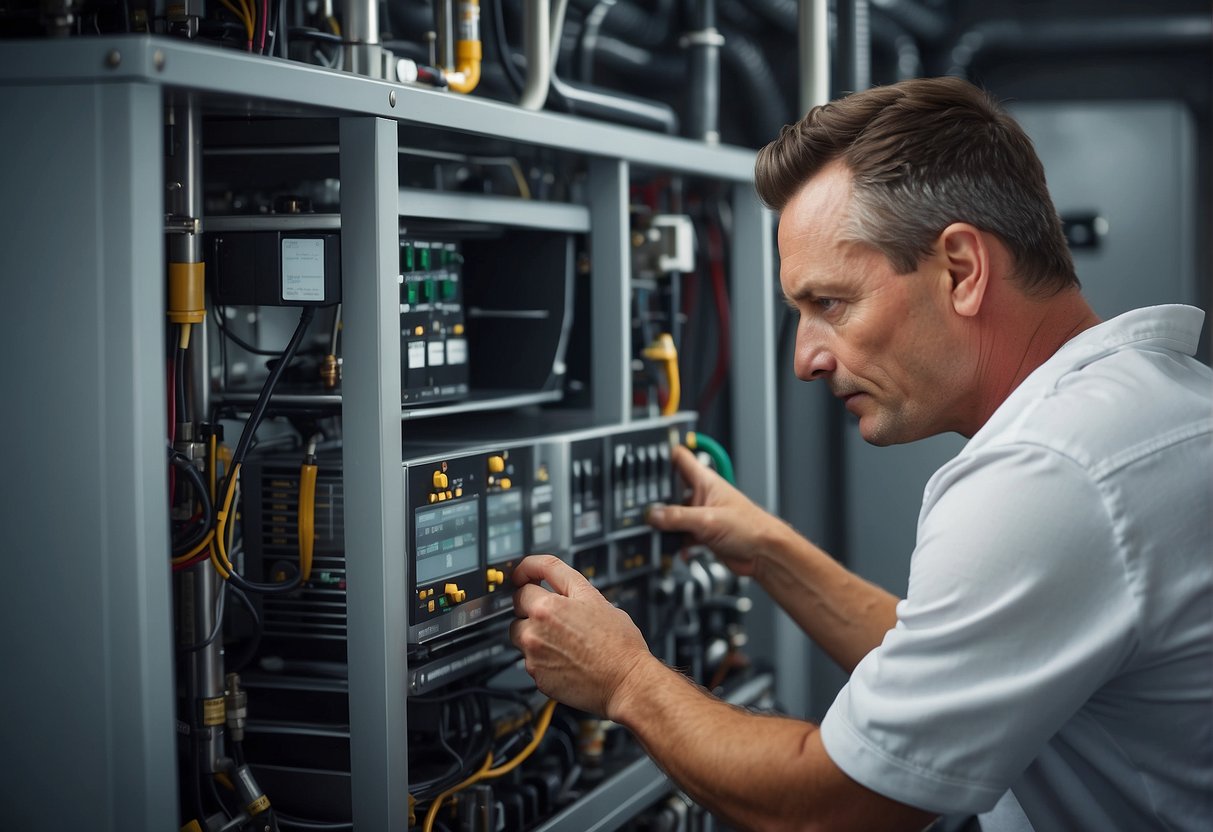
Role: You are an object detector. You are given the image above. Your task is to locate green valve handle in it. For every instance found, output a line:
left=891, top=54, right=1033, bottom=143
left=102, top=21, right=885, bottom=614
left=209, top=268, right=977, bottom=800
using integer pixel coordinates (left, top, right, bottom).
left=686, top=431, right=735, bottom=484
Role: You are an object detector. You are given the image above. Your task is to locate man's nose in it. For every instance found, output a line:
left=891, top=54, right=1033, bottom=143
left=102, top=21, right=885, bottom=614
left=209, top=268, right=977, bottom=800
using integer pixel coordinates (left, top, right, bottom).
left=794, top=328, right=836, bottom=381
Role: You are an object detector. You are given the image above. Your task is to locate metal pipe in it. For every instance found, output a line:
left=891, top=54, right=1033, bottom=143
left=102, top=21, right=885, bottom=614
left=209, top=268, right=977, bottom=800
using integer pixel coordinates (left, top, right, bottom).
left=870, top=0, right=948, bottom=43
left=948, top=15, right=1213, bottom=77
left=685, top=0, right=724, bottom=143
left=799, top=0, right=829, bottom=113
left=345, top=0, right=387, bottom=77
left=435, top=0, right=455, bottom=69
left=519, top=0, right=553, bottom=110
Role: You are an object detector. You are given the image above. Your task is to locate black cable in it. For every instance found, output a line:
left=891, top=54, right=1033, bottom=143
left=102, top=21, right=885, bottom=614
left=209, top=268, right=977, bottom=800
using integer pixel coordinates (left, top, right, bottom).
left=120, top=0, right=131, bottom=33
left=177, top=584, right=228, bottom=653
left=170, top=450, right=215, bottom=557
left=275, top=814, right=354, bottom=831
left=224, top=584, right=263, bottom=672
left=492, top=0, right=526, bottom=96
left=230, top=305, right=315, bottom=472
left=213, top=306, right=287, bottom=356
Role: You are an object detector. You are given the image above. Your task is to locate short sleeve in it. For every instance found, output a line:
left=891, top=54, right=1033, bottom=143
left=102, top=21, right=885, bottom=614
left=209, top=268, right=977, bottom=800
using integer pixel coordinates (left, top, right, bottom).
left=819, top=443, right=1139, bottom=814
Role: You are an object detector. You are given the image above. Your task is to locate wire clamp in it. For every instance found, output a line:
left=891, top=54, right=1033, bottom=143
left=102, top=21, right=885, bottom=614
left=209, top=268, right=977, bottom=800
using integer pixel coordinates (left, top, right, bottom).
left=679, top=28, right=726, bottom=49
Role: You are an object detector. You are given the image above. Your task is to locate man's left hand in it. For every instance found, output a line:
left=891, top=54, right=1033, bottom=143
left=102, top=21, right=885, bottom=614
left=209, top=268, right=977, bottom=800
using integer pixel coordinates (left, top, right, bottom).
left=510, top=554, right=655, bottom=717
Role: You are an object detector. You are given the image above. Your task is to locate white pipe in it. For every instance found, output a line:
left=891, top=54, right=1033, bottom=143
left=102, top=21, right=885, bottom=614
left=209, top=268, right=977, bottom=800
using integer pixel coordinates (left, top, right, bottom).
left=799, top=0, right=829, bottom=112
left=519, top=0, right=552, bottom=110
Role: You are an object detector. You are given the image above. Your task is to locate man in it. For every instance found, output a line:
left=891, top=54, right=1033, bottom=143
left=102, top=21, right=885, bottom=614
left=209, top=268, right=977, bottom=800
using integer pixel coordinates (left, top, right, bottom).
left=510, top=77, right=1212, bottom=830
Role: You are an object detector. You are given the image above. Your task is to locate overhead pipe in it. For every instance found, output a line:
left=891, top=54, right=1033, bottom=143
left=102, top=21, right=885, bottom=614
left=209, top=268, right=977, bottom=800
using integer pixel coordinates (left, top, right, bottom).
left=799, top=0, right=829, bottom=113
left=445, top=0, right=484, bottom=93
left=684, top=0, right=724, bottom=143
left=519, top=0, right=553, bottom=109
left=869, top=0, right=948, bottom=43
left=948, top=15, right=1213, bottom=77
left=870, top=13, right=921, bottom=81
left=834, top=0, right=872, bottom=93
left=344, top=0, right=388, bottom=77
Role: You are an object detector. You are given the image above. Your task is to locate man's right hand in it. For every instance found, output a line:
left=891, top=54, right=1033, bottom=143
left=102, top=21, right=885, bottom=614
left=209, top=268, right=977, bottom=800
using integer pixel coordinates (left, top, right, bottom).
left=646, top=445, right=785, bottom=578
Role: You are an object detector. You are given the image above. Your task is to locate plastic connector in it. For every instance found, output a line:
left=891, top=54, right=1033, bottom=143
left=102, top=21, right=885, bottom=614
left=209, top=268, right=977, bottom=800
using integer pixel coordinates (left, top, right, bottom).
left=168, top=261, right=206, bottom=326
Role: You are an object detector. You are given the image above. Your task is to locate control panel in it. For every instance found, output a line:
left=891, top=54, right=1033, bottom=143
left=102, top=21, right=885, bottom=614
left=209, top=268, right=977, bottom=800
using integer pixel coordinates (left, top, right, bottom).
left=400, top=236, right=468, bottom=405
left=404, top=414, right=693, bottom=644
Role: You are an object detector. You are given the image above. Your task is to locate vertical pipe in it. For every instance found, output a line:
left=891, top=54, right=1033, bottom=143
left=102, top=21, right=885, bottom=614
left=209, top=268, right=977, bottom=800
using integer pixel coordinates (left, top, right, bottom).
left=685, top=0, right=723, bottom=143
left=519, top=0, right=552, bottom=110
left=167, top=91, right=225, bottom=774
left=835, top=0, right=871, bottom=94
left=799, top=0, right=830, bottom=113
left=345, top=0, right=386, bottom=77
left=436, top=0, right=456, bottom=70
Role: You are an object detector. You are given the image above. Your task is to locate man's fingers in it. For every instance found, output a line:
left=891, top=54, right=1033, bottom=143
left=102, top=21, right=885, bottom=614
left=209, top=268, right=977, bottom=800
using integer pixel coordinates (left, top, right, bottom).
left=512, top=553, right=591, bottom=597
left=646, top=501, right=705, bottom=534
left=670, top=445, right=711, bottom=485
left=512, top=582, right=552, bottom=619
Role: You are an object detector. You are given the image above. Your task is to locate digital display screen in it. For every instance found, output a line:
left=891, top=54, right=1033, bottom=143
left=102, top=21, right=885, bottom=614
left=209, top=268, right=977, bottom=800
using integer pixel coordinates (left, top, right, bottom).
left=486, top=490, right=524, bottom=561
left=415, top=498, right=480, bottom=584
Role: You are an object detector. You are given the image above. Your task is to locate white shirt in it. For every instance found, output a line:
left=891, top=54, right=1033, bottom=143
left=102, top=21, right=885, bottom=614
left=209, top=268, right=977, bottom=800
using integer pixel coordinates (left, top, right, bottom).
left=820, top=305, right=1213, bottom=830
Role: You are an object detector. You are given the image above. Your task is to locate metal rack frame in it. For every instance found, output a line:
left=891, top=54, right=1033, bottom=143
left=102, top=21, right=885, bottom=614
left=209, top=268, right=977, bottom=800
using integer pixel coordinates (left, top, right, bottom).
left=0, top=35, right=778, bottom=830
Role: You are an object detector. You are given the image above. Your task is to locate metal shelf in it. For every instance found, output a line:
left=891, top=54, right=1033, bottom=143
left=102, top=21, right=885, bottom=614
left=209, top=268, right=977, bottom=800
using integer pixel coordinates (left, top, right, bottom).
left=0, top=35, right=759, bottom=181
left=207, top=189, right=590, bottom=234
left=216, top=387, right=562, bottom=420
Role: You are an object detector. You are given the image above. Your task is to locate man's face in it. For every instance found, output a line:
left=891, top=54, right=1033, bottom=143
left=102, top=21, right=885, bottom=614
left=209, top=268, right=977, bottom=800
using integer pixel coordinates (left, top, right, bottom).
left=778, top=163, right=968, bottom=445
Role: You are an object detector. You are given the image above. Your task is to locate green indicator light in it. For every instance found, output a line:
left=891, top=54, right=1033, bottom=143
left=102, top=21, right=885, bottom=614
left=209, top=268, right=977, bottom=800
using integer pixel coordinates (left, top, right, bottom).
left=402, top=244, right=414, bottom=271
left=406, top=282, right=419, bottom=305
left=442, top=280, right=457, bottom=300
left=419, top=247, right=431, bottom=270
left=438, top=596, right=447, bottom=607
left=424, top=280, right=436, bottom=301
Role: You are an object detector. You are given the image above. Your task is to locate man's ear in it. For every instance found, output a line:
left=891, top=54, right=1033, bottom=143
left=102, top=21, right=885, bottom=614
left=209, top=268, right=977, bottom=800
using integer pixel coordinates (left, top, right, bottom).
left=938, top=222, right=989, bottom=318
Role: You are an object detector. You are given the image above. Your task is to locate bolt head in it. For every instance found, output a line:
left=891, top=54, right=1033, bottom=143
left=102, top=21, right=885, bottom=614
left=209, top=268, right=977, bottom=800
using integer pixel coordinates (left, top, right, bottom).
left=153, top=49, right=165, bottom=71
left=389, top=90, right=398, bottom=107
left=105, top=49, right=121, bottom=68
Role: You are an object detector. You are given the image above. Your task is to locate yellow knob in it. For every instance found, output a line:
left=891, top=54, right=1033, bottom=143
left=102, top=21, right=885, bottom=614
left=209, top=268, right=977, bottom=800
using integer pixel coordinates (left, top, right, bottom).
left=444, top=583, right=460, bottom=596
left=488, top=455, right=505, bottom=474
left=437, top=491, right=448, bottom=501
left=433, top=470, right=447, bottom=488
left=428, top=493, right=438, bottom=503
left=427, top=600, right=435, bottom=612
left=499, top=477, right=512, bottom=490
left=414, top=325, right=424, bottom=336
left=454, top=487, right=463, bottom=498
left=453, top=323, right=465, bottom=335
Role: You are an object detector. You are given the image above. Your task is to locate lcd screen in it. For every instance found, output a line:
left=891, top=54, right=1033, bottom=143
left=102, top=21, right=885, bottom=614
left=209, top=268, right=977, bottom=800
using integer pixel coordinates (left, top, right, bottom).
left=415, top=497, right=480, bottom=584
left=486, top=489, right=524, bottom=561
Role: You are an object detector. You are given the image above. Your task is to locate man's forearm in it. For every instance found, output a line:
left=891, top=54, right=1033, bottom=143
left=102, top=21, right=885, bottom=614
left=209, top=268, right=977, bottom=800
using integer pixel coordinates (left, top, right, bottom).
left=754, top=522, right=900, bottom=672
left=609, top=657, right=823, bottom=832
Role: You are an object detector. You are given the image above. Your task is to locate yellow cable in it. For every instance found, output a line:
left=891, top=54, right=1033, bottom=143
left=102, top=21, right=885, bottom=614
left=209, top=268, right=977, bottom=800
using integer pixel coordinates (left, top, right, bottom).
left=326, top=15, right=341, bottom=36
left=422, top=752, right=493, bottom=832
left=298, top=461, right=318, bottom=582
left=220, top=0, right=253, bottom=40
left=211, top=462, right=242, bottom=579
left=641, top=333, right=680, bottom=415
left=421, top=699, right=557, bottom=832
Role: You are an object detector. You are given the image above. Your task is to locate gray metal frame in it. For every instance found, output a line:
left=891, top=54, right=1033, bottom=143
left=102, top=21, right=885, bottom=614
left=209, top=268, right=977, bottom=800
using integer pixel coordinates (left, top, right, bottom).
left=339, top=116, right=410, bottom=830
left=0, top=35, right=783, bottom=831
left=0, top=81, right=178, bottom=829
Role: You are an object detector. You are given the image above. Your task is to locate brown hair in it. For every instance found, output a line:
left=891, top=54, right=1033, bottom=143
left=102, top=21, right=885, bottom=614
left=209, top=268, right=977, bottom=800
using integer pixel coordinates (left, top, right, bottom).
left=755, top=76, right=1078, bottom=295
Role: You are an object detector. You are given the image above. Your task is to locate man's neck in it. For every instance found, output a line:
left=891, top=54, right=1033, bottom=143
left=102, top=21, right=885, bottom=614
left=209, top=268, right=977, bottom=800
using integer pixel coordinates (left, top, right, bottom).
left=965, top=290, right=1102, bottom=435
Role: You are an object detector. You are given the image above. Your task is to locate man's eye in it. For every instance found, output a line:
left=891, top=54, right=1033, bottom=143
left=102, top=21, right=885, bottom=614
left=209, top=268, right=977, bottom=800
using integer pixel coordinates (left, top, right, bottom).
left=815, top=297, right=840, bottom=312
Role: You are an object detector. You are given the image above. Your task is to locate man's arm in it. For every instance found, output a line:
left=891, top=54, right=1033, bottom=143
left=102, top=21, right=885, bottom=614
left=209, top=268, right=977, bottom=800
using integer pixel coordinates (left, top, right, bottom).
left=648, top=446, right=898, bottom=672
left=510, top=555, right=936, bottom=832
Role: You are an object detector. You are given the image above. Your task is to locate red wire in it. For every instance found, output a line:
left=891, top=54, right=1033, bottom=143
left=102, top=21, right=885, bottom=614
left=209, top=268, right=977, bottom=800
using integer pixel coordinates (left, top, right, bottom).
left=259, top=0, right=268, bottom=54
left=695, top=219, right=731, bottom=413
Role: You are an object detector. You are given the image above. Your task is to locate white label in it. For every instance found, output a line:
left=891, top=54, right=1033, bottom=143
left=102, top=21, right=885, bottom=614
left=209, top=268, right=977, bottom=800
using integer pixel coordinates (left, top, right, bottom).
left=428, top=341, right=445, bottom=366
left=407, top=341, right=426, bottom=369
left=281, top=238, right=326, bottom=301
left=446, top=338, right=468, bottom=365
